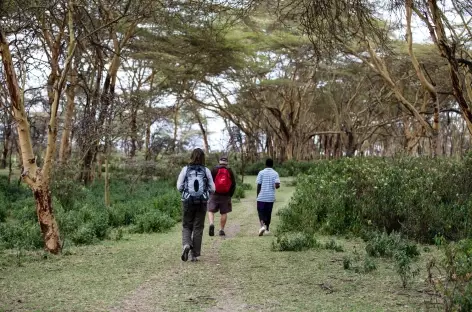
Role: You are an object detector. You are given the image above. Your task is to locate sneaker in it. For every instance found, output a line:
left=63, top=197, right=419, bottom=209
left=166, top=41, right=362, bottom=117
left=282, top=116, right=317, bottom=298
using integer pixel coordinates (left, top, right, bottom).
left=181, top=244, right=191, bottom=261
left=219, top=229, right=226, bottom=236
left=190, top=250, right=198, bottom=262
left=209, top=224, right=215, bottom=236
left=265, top=230, right=271, bottom=235
left=258, top=226, right=266, bottom=236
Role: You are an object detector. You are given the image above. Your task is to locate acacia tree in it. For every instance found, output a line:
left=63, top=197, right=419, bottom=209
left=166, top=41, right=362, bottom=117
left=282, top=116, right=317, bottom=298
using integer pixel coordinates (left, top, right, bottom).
left=0, top=0, right=77, bottom=253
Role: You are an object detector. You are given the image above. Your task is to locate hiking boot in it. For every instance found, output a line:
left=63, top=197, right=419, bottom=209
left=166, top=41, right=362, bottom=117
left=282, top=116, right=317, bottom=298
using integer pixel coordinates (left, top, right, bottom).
left=190, top=251, right=198, bottom=262
left=258, top=225, right=266, bottom=236
left=181, top=244, right=191, bottom=262
left=219, top=229, right=226, bottom=236
left=209, top=224, right=215, bottom=236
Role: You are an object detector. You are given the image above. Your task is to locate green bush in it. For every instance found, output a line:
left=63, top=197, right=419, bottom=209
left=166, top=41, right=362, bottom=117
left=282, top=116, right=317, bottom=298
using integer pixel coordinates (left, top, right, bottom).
left=70, top=224, right=96, bottom=245
left=0, top=200, right=6, bottom=222
left=107, top=202, right=137, bottom=227
left=363, top=256, right=377, bottom=273
left=154, top=192, right=181, bottom=222
left=132, top=210, right=175, bottom=233
left=1, top=175, right=182, bottom=250
left=272, top=232, right=318, bottom=251
left=233, top=187, right=246, bottom=200
left=240, top=183, right=253, bottom=191
left=278, top=157, right=472, bottom=243
left=428, top=239, right=472, bottom=311
left=245, top=161, right=266, bottom=175
left=0, top=221, right=43, bottom=250
left=342, top=253, right=377, bottom=274
left=324, top=239, right=344, bottom=252
left=365, top=231, right=420, bottom=288
left=11, top=200, right=37, bottom=223
left=0, top=176, right=30, bottom=205
left=365, top=231, right=419, bottom=259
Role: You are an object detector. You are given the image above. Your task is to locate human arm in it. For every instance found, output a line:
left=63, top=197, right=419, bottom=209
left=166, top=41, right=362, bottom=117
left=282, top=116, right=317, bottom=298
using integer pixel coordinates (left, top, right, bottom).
left=256, top=172, right=262, bottom=197
left=176, top=167, right=187, bottom=192
left=275, top=172, right=281, bottom=189
left=206, top=167, right=216, bottom=193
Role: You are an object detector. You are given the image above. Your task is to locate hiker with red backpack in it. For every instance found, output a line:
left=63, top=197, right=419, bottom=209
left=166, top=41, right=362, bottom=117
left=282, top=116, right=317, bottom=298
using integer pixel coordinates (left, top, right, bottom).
left=207, top=156, right=236, bottom=237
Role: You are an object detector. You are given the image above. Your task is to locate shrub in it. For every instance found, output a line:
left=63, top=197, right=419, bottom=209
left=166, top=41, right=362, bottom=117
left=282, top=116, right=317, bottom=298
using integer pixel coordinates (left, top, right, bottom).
left=365, top=231, right=419, bottom=259
left=428, top=239, right=472, bottom=311
left=272, top=232, right=318, bottom=251
left=0, top=200, right=6, bottom=222
left=245, top=161, right=266, bottom=175
left=0, top=221, right=43, bottom=250
left=240, top=183, right=253, bottom=191
left=342, top=253, right=377, bottom=274
left=343, top=256, right=352, bottom=270
left=132, top=210, right=175, bottom=233
left=154, top=192, right=181, bottom=222
left=324, top=239, right=344, bottom=252
left=278, top=157, right=472, bottom=243
left=363, top=256, right=377, bottom=273
left=233, top=187, right=246, bottom=200
left=51, top=168, right=87, bottom=211
left=394, top=249, right=420, bottom=288
left=1, top=170, right=183, bottom=250
left=365, top=231, right=420, bottom=288
left=70, top=224, right=96, bottom=245
left=0, top=176, right=30, bottom=204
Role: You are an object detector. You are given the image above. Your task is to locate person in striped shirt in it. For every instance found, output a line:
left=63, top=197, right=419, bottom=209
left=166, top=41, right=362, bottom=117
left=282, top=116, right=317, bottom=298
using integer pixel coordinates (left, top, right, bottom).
left=256, top=158, right=280, bottom=236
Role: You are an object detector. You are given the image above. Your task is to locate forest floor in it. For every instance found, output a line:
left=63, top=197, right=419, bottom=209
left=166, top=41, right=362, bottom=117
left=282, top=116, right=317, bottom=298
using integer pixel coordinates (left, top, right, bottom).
left=0, top=176, right=441, bottom=311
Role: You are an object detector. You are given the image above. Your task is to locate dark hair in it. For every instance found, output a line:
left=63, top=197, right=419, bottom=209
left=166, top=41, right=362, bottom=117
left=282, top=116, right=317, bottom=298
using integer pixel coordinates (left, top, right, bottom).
left=189, top=148, right=206, bottom=165
left=265, top=158, right=274, bottom=168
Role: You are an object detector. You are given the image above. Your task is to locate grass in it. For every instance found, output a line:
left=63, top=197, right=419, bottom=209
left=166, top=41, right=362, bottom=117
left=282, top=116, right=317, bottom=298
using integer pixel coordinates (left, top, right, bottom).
left=0, top=176, right=440, bottom=311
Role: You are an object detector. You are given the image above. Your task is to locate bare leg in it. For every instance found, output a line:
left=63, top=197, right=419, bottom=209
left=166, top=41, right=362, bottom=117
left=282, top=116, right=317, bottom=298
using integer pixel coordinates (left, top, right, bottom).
left=208, top=211, right=215, bottom=225
left=220, top=213, right=227, bottom=230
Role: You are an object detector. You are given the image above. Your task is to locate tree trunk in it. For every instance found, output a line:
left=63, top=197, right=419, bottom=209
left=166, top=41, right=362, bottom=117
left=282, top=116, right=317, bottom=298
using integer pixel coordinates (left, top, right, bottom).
left=130, top=107, right=138, bottom=158
left=1, top=124, right=11, bottom=169
left=7, top=146, right=13, bottom=184
left=172, top=103, right=180, bottom=153
left=33, top=184, right=61, bottom=254
left=104, top=155, right=110, bottom=207
left=344, top=130, right=356, bottom=157
left=145, top=122, right=151, bottom=161
left=285, top=138, right=294, bottom=161
left=97, top=153, right=103, bottom=179
left=195, top=111, right=209, bottom=154
left=59, top=65, right=77, bottom=164
left=81, top=150, right=95, bottom=186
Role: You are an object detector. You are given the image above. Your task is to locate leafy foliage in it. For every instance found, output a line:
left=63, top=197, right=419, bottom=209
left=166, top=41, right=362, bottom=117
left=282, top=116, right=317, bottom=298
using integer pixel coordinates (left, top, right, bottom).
left=277, top=156, right=472, bottom=243
left=272, top=232, right=319, bottom=251
left=0, top=176, right=182, bottom=249
left=428, top=238, right=472, bottom=311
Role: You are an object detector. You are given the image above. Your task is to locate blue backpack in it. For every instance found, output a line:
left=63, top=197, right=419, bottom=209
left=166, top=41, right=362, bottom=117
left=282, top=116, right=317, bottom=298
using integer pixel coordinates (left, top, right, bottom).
left=182, top=165, right=209, bottom=203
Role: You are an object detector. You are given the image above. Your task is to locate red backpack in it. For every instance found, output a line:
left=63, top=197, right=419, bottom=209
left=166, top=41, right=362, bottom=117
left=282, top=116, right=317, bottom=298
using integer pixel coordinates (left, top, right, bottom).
left=215, top=167, right=232, bottom=194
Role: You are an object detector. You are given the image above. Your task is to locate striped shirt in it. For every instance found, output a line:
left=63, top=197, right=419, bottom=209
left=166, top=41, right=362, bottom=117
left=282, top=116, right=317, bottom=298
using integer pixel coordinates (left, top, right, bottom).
left=256, top=168, right=280, bottom=202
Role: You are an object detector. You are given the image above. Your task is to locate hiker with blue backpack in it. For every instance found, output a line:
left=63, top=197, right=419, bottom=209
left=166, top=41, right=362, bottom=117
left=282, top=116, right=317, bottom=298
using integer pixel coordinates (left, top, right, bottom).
left=177, top=148, right=215, bottom=262
left=207, top=156, right=236, bottom=237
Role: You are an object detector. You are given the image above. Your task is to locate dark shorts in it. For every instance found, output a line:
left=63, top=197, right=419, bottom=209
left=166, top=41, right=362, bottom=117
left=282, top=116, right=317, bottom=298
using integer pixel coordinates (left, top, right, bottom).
left=207, top=194, right=232, bottom=214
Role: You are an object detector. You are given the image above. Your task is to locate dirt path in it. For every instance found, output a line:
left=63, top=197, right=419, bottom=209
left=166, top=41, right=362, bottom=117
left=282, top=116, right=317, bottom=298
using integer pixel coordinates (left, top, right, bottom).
left=110, top=184, right=285, bottom=312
